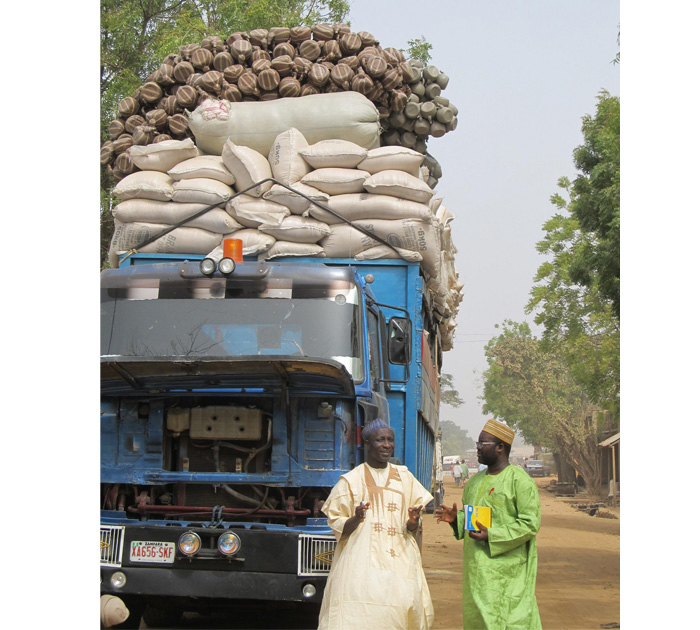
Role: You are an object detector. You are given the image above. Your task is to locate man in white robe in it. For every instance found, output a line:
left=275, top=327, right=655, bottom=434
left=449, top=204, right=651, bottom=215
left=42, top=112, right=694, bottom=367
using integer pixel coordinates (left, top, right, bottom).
left=317, top=418, right=434, bottom=630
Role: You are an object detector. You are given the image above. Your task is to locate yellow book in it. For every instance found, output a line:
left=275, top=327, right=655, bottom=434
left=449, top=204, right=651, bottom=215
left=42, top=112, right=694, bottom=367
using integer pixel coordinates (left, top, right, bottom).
left=465, top=505, right=492, bottom=532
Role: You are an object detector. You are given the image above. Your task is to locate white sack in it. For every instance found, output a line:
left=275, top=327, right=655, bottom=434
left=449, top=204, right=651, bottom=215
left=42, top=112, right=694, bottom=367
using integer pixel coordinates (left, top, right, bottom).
left=129, top=139, right=200, bottom=172
left=259, top=241, right=325, bottom=260
left=167, top=155, right=235, bottom=185
left=225, top=194, right=290, bottom=228
left=299, top=139, right=368, bottom=169
left=268, top=128, right=312, bottom=185
left=187, top=93, right=381, bottom=156
left=300, top=168, right=369, bottom=195
left=171, top=178, right=235, bottom=205
left=259, top=215, right=331, bottom=244
left=221, top=140, right=272, bottom=197
left=357, top=146, right=425, bottom=175
left=363, top=170, right=436, bottom=204
left=307, top=193, right=433, bottom=224
left=113, top=171, right=174, bottom=201
left=113, top=199, right=242, bottom=233
left=263, top=183, right=329, bottom=215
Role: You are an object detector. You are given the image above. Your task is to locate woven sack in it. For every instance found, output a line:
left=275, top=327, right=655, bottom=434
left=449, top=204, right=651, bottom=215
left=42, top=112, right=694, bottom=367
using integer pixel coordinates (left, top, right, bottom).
left=118, top=97, right=140, bottom=117
left=140, top=82, right=164, bottom=104
left=260, top=241, right=324, bottom=260
left=357, top=146, right=425, bottom=175
left=301, top=168, right=369, bottom=195
left=109, top=119, right=126, bottom=140
left=125, top=115, right=146, bottom=134
left=278, top=76, right=301, bottom=98
left=113, top=199, right=241, bottom=234
left=113, top=135, right=133, bottom=155
left=259, top=215, right=331, bottom=244
left=168, top=113, right=190, bottom=137
left=221, top=139, right=272, bottom=197
left=130, top=138, right=199, bottom=173
left=191, top=47, right=214, bottom=70
left=267, top=127, right=311, bottom=185
left=263, top=182, right=329, bottom=215
left=312, top=24, right=334, bottom=41
left=299, top=139, right=368, bottom=169
left=363, top=170, right=435, bottom=204
left=171, top=178, right=235, bottom=205
left=307, top=192, right=433, bottom=224
left=298, top=40, right=322, bottom=61
left=168, top=155, right=235, bottom=185
left=225, top=194, right=290, bottom=228
left=290, top=25, right=312, bottom=43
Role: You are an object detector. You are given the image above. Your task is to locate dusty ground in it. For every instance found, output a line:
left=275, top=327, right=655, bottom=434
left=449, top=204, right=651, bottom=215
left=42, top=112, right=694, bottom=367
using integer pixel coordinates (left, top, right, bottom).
left=422, top=475, right=620, bottom=630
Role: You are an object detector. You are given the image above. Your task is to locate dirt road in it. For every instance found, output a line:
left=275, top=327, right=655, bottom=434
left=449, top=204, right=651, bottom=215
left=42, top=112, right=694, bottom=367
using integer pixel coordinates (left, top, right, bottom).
left=423, top=476, right=620, bottom=630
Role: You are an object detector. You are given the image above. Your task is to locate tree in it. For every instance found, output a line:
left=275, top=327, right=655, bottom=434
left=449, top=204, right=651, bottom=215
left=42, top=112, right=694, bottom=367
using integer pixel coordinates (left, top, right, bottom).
left=440, top=372, right=464, bottom=408
left=565, top=91, right=620, bottom=318
left=401, top=36, right=432, bottom=65
left=439, top=419, right=474, bottom=456
left=480, top=321, right=607, bottom=495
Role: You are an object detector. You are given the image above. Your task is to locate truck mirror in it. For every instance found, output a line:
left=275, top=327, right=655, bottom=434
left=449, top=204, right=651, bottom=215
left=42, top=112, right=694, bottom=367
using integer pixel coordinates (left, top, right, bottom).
left=388, top=317, right=411, bottom=365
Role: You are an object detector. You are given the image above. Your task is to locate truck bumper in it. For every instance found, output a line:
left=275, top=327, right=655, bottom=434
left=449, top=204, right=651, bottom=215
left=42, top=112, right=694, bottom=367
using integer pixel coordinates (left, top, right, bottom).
left=100, top=565, right=328, bottom=603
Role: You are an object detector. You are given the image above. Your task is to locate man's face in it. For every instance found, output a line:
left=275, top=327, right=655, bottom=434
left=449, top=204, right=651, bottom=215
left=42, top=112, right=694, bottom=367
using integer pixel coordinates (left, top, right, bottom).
left=476, top=430, right=501, bottom=466
left=366, top=428, right=395, bottom=464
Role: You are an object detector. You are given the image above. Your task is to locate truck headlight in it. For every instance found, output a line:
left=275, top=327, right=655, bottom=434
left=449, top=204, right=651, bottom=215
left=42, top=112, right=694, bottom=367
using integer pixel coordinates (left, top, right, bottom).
left=110, top=571, right=127, bottom=589
left=178, top=532, right=201, bottom=556
left=302, top=583, right=316, bottom=598
left=218, top=532, right=241, bottom=556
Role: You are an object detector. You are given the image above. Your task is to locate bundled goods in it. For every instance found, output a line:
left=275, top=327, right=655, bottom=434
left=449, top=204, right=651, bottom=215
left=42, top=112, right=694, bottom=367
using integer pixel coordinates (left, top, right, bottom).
left=101, top=24, right=456, bottom=186
left=106, top=124, right=462, bottom=347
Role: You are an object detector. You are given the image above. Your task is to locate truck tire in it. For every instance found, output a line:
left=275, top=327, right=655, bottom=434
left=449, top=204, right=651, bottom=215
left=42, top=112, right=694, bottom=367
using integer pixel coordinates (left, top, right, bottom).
left=141, top=604, right=183, bottom=628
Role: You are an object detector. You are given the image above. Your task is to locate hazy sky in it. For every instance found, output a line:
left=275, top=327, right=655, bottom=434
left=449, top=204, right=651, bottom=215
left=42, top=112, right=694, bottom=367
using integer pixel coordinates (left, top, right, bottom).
left=346, top=0, right=621, bottom=440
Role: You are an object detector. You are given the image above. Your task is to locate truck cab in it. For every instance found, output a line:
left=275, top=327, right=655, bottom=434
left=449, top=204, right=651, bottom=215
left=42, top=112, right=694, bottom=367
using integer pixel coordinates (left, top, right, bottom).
left=100, top=254, right=442, bottom=625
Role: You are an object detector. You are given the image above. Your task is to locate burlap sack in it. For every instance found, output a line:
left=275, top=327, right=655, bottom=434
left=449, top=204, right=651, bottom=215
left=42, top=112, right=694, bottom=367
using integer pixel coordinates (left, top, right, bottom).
left=130, top=139, right=199, bottom=173
left=298, top=139, right=368, bottom=169
left=357, top=146, right=425, bottom=175
left=259, top=241, right=325, bottom=260
left=363, top=170, right=435, bottom=204
left=267, top=128, right=311, bottom=185
left=262, top=182, right=328, bottom=215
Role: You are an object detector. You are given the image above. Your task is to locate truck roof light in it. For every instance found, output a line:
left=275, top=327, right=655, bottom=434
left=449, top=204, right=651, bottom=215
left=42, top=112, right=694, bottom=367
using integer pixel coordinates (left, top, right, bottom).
left=199, top=258, right=217, bottom=276
left=223, top=238, right=243, bottom=262
left=218, top=257, right=236, bottom=275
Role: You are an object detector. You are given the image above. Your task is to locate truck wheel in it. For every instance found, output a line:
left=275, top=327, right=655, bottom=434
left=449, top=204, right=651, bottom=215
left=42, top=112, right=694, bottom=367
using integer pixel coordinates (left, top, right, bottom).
left=141, top=604, right=183, bottom=628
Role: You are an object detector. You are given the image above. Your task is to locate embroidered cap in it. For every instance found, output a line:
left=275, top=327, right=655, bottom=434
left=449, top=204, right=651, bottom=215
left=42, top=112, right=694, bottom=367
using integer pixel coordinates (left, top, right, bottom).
left=361, top=418, right=391, bottom=441
left=483, top=419, right=515, bottom=445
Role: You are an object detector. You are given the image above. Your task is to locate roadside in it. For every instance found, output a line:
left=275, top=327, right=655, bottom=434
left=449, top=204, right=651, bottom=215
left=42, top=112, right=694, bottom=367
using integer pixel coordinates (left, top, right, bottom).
left=422, top=474, right=620, bottom=629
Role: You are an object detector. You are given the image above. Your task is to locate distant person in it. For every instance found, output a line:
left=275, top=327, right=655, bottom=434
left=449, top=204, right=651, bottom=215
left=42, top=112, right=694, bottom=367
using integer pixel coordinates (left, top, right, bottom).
left=453, top=462, right=462, bottom=486
left=435, top=419, right=542, bottom=630
left=317, top=418, right=434, bottom=630
left=459, top=459, right=469, bottom=485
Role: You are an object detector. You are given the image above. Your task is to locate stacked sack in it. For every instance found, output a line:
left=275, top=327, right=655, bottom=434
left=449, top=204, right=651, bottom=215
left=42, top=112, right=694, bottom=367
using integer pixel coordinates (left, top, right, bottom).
left=206, top=127, right=462, bottom=348
left=101, top=23, right=456, bottom=187
left=108, top=139, right=243, bottom=268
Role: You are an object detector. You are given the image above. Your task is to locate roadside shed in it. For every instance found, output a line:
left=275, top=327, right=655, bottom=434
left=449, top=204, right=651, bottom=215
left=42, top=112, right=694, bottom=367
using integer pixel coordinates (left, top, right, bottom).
left=599, top=432, right=620, bottom=505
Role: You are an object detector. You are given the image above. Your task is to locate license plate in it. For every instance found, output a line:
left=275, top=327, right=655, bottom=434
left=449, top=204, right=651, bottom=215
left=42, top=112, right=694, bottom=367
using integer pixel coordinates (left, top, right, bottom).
left=130, top=541, right=175, bottom=564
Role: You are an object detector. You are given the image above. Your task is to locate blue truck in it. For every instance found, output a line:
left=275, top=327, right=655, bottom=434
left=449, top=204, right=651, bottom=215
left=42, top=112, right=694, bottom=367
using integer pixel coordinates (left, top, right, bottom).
left=100, top=246, right=445, bottom=626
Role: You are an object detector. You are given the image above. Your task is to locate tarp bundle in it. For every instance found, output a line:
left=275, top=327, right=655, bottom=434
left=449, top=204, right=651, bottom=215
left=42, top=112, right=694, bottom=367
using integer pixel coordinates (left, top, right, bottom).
left=101, top=23, right=457, bottom=187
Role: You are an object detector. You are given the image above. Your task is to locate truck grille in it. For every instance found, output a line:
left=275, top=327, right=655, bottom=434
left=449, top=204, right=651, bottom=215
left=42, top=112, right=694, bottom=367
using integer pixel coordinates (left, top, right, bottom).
left=101, top=525, right=125, bottom=567
left=297, top=534, right=336, bottom=576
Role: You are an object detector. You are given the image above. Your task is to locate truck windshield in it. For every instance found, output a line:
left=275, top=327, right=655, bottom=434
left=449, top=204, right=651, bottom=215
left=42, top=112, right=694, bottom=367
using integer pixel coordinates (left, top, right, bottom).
left=101, top=263, right=365, bottom=381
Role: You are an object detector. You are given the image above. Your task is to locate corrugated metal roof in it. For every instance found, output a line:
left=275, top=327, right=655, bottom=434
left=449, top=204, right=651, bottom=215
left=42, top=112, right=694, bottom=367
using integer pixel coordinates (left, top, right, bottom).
left=599, top=432, right=620, bottom=447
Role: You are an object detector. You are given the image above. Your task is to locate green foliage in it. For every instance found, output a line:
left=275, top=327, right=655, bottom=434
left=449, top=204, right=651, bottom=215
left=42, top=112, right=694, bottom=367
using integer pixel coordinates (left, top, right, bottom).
left=439, top=419, right=474, bottom=456
left=401, top=35, right=432, bottom=64
left=100, top=0, right=350, bottom=264
left=567, top=91, right=620, bottom=318
left=439, top=372, right=464, bottom=408
left=480, top=320, right=606, bottom=493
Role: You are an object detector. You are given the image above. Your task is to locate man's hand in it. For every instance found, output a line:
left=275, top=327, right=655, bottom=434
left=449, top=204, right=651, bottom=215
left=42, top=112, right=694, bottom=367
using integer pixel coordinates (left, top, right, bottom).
left=342, top=502, right=370, bottom=538
left=468, top=520, right=489, bottom=541
left=407, top=505, right=423, bottom=531
left=354, top=501, right=370, bottom=519
left=434, top=502, right=458, bottom=524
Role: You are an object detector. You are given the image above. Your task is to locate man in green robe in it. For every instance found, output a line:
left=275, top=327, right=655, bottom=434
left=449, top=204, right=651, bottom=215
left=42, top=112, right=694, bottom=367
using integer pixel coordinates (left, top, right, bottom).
left=435, top=419, right=542, bottom=630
